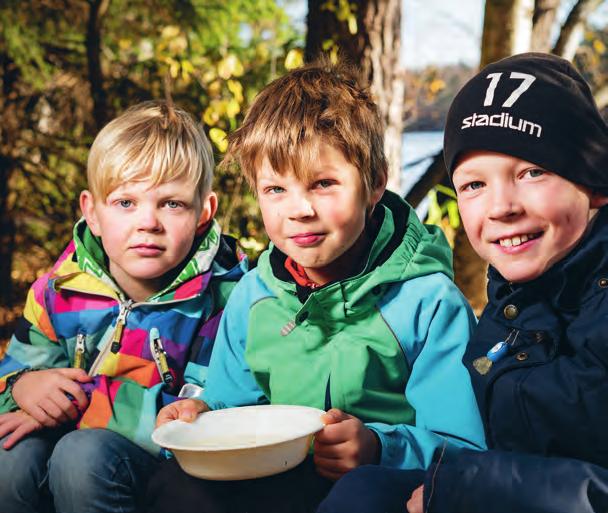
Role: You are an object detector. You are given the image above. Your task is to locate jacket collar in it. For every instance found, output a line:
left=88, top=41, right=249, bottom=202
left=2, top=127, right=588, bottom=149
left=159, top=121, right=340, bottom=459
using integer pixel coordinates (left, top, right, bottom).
left=51, top=217, right=224, bottom=302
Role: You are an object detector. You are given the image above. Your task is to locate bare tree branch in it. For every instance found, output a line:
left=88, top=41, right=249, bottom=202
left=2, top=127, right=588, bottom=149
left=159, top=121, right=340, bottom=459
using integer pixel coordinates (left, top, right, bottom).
left=553, top=0, right=603, bottom=60
left=404, top=151, right=447, bottom=208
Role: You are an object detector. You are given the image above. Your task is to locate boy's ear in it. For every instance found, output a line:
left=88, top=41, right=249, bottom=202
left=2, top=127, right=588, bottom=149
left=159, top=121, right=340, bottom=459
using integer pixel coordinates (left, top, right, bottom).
left=196, top=191, right=218, bottom=235
left=369, top=172, right=388, bottom=212
left=80, top=190, right=102, bottom=236
left=590, top=193, right=608, bottom=209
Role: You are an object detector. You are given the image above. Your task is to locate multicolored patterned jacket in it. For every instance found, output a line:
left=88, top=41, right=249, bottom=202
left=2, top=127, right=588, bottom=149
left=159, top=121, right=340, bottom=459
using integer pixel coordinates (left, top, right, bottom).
left=0, top=218, right=246, bottom=455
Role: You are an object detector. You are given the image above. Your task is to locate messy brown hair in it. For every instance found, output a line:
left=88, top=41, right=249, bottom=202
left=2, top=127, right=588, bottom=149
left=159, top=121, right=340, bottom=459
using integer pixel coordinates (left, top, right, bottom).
left=222, top=59, right=388, bottom=203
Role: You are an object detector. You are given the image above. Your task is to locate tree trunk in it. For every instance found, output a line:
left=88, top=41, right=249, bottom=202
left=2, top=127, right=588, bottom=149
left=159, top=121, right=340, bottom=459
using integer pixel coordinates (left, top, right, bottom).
left=480, top=0, right=534, bottom=67
left=86, top=0, right=110, bottom=130
left=553, top=0, right=603, bottom=60
left=306, top=0, right=405, bottom=192
left=0, top=52, right=20, bottom=307
left=531, top=0, right=561, bottom=52
left=452, top=0, right=534, bottom=310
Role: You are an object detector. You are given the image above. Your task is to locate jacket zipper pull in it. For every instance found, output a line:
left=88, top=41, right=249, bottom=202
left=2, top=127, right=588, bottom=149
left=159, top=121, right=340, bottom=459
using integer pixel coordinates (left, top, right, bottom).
left=111, top=300, right=133, bottom=353
left=74, top=333, right=86, bottom=369
left=149, top=328, right=174, bottom=387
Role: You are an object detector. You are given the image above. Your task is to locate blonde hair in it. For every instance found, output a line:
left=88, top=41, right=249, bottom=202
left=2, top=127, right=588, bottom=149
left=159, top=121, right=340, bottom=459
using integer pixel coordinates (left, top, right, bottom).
left=87, top=100, right=214, bottom=201
left=222, top=59, right=388, bottom=203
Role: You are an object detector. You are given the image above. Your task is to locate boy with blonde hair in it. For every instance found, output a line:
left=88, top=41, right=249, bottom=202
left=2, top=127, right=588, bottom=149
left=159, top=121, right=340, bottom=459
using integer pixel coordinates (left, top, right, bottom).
left=0, top=100, right=246, bottom=513
left=146, top=61, right=485, bottom=513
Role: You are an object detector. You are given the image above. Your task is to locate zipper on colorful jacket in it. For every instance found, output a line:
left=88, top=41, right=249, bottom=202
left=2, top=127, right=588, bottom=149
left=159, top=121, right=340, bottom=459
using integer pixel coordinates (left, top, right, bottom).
left=73, top=333, right=87, bottom=369
left=149, top=327, right=174, bottom=388
left=110, top=300, right=134, bottom=353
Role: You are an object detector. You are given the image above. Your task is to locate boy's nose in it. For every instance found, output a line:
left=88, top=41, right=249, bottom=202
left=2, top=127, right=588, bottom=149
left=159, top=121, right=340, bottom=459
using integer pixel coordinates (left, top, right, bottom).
left=287, top=194, right=315, bottom=219
left=137, top=207, right=162, bottom=231
left=488, top=186, right=523, bottom=220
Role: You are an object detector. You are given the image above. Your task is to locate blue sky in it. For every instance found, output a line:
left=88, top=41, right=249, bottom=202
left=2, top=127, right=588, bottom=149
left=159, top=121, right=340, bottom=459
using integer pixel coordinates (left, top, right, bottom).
left=284, top=0, right=608, bottom=69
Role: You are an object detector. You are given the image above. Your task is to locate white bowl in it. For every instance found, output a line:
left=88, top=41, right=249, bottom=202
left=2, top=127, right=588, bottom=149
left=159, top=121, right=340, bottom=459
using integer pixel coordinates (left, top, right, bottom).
left=151, top=404, right=325, bottom=480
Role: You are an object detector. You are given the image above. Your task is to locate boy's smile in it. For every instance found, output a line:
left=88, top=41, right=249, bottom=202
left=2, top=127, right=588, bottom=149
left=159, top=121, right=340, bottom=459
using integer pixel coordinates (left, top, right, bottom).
left=256, top=143, right=383, bottom=286
left=453, top=150, right=607, bottom=283
left=80, top=178, right=216, bottom=301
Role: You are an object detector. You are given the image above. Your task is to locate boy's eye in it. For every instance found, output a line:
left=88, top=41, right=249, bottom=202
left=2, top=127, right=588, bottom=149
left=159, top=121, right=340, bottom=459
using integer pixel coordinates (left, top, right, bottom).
left=314, top=179, right=334, bottom=189
left=118, top=200, right=132, bottom=208
left=461, top=181, right=484, bottom=192
left=265, top=186, right=285, bottom=194
left=165, top=200, right=182, bottom=209
left=526, top=168, right=545, bottom=178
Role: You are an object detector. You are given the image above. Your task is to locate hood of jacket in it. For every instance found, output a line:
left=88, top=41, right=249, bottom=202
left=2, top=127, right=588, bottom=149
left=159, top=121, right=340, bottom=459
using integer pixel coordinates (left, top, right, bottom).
left=48, top=217, right=235, bottom=303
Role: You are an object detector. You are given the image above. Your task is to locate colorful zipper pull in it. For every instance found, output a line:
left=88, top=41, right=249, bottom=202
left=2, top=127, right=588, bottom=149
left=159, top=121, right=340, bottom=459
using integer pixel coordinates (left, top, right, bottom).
left=149, top=327, right=174, bottom=387
left=74, top=333, right=86, bottom=369
left=111, top=300, right=133, bottom=353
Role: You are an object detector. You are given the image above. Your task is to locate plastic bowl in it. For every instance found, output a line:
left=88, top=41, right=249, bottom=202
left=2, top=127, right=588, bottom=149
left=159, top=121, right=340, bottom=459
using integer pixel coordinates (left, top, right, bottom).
left=151, top=404, right=325, bottom=480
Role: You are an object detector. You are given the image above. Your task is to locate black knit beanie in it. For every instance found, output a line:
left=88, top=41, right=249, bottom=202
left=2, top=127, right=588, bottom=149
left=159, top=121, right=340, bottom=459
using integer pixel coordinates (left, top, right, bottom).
left=444, top=52, right=608, bottom=193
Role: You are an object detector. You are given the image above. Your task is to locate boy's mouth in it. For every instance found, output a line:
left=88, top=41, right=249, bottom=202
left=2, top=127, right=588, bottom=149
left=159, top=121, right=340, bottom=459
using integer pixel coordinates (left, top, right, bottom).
left=132, top=243, right=164, bottom=256
left=495, top=232, right=543, bottom=248
left=290, top=233, right=324, bottom=246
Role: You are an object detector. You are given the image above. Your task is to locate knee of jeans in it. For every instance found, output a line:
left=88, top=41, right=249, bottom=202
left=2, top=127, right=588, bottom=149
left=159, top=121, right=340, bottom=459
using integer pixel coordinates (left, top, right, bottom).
left=48, top=429, right=121, bottom=484
left=317, top=466, right=381, bottom=513
left=0, top=443, right=50, bottom=506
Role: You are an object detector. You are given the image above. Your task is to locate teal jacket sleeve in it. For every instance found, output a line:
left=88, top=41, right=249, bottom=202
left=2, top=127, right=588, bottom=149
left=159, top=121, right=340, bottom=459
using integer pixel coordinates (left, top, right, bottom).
left=368, top=273, right=487, bottom=469
left=202, top=271, right=269, bottom=410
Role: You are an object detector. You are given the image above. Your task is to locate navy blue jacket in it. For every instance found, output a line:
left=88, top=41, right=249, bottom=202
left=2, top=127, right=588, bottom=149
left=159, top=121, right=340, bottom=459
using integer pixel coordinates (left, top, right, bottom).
left=425, top=206, right=608, bottom=513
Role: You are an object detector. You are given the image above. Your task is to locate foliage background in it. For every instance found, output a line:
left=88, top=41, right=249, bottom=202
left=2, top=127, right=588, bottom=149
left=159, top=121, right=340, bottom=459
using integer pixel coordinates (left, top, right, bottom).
left=0, top=0, right=606, bottom=345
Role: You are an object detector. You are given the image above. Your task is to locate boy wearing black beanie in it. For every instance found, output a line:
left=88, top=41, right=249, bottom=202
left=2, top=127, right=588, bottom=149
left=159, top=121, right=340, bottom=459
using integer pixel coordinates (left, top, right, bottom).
left=317, top=53, right=608, bottom=513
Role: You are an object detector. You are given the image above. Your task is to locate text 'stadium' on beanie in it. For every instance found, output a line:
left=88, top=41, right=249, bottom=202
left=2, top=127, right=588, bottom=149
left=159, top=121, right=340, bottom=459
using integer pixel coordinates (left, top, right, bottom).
left=443, top=52, right=608, bottom=193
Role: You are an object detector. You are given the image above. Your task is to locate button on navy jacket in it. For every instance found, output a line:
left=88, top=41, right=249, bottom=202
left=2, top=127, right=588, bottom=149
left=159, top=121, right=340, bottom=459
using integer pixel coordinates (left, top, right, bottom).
left=424, top=206, right=608, bottom=513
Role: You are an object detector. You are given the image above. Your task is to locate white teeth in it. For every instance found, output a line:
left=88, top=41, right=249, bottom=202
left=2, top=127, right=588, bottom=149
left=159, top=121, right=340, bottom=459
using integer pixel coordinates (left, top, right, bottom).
left=499, top=233, right=536, bottom=247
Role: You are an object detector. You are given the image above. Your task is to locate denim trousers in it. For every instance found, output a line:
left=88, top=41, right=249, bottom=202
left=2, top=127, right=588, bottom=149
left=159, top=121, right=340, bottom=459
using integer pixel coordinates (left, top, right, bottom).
left=0, top=428, right=159, bottom=513
left=316, top=465, right=426, bottom=513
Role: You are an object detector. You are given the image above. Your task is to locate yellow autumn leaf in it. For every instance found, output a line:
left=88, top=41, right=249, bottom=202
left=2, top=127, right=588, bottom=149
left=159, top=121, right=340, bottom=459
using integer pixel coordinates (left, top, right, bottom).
left=322, top=39, right=334, bottom=51
left=161, top=26, right=180, bottom=39
left=218, top=54, right=244, bottom=80
left=118, top=39, right=131, bottom=50
left=226, top=99, right=240, bottom=118
left=201, top=69, right=217, bottom=84
left=284, top=48, right=304, bottom=70
left=209, top=128, right=228, bottom=152
left=330, top=45, right=339, bottom=64
left=181, top=60, right=195, bottom=79
left=593, top=39, right=606, bottom=54
left=320, top=0, right=335, bottom=12
left=203, top=106, right=220, bottom=126
left=429, top=78, right=445, bottom=94
left=227, top=79, right=244, bottom=103
left=256, top=42, right=270, bottom=60
left=347, top=14, right=357, bottom=35
left=169, top=60, right=180, bottom=79
left=168, top=35, right=188, bottom=54
left=208, top=80, right=222, bottom=97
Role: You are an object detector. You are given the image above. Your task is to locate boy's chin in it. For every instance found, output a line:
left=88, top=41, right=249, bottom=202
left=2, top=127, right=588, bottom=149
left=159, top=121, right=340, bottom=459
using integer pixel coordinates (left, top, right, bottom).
left=493, top=264, right=545, bottom=284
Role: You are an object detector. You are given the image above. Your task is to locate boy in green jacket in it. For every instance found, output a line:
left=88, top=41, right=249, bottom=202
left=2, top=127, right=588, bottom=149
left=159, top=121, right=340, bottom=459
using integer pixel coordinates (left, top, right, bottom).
left=147, top=61, right=485, bottom=513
